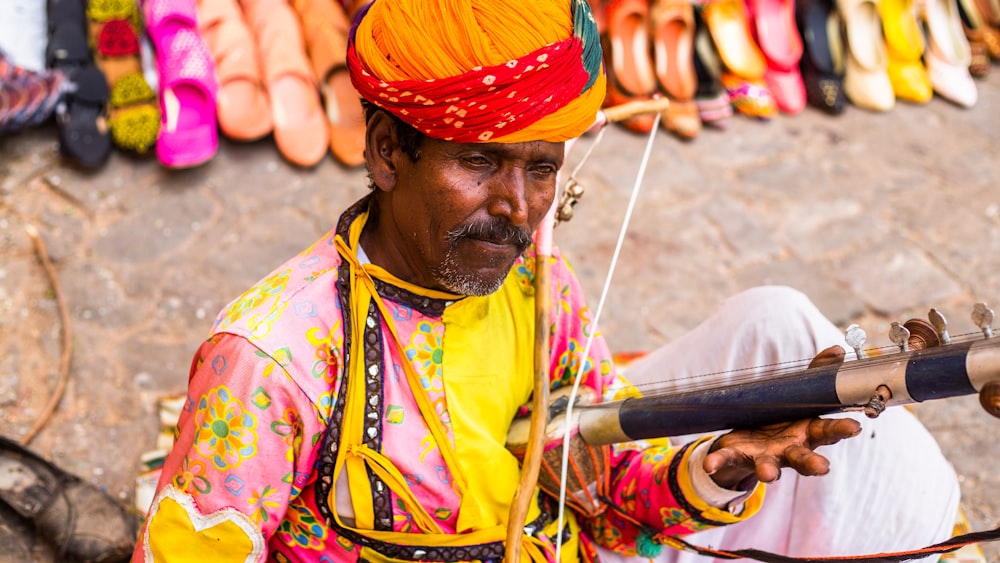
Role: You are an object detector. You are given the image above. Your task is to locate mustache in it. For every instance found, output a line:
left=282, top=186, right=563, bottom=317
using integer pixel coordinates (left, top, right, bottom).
left=447, top=219, right=533, bottom=250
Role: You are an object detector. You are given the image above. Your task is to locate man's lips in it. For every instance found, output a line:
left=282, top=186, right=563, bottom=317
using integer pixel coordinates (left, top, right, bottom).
left=469, top=235, right=517, bottom=246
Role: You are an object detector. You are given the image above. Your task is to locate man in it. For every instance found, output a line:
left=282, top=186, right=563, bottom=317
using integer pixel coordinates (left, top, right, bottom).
left=133, top=1, right=958, bottom=561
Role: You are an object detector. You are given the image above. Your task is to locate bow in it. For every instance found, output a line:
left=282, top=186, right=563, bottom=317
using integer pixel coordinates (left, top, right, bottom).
left=504, top=98, right=673, bottom=563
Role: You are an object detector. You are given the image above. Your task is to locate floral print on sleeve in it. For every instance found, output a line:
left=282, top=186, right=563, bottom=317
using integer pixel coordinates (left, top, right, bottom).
left=134, top=333, right=328, bottom=561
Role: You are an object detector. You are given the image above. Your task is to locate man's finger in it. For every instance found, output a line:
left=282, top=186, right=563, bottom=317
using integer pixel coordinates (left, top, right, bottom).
left=754, top=457, right=782, bottom=483
left=704, top=447, right=744, bottom=475
left=783, top=444, right=830, bottom=476
left=807, top=417, right=862, bottom=446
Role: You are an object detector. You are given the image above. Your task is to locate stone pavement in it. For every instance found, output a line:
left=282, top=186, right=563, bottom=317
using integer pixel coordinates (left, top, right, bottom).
left=1, top=70, right=999, bottom=560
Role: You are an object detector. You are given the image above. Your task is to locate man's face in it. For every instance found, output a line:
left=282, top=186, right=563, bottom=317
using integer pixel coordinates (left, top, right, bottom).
left=379, top=135, right=564, bottom=296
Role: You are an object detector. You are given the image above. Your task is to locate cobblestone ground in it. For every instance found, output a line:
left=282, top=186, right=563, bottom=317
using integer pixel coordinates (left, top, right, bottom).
left=1, top=71, right=998, bottom=560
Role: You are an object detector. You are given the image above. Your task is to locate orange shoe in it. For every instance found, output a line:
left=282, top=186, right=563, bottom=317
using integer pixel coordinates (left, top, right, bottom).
left=702, top=0, right=768, bottom=80
left=244, top=0, right=328, bottom=168
left=956, top=0, right=993, bottom=75
left=702, top=0, right=777, bottom=118
left=197, top=0, right=273, bottom=141
left=650, top=0, right=701, bottom=139
left=293, top=0, right=365, bottom=168
left=603, top=0, right=658, bottom=133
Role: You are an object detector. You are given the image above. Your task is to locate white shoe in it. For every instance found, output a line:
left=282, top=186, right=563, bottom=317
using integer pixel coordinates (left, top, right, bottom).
left=921, top=0, right=979, bottom=106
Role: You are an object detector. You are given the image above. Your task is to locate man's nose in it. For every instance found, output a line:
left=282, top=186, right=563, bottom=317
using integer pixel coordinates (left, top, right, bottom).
left=488, top=167, right=530, bottom=226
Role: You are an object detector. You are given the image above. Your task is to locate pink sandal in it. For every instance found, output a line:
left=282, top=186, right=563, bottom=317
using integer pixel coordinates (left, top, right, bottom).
left=144, top=0, right=219, bottom=168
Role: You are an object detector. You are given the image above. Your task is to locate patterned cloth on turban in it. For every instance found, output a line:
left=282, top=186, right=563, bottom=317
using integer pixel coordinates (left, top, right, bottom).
left=347, top=0, right=606, bottom=143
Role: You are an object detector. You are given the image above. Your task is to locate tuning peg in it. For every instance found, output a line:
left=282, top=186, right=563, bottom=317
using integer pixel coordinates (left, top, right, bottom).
left=845, top=324, right=868, bottom=359
left=972, top=303, right=995, bottom=339
left=981, top=381, right=1000, bottom=419
left=928, top=308, right=951, bottom=344
left=889, top=321, right=910, bottom=352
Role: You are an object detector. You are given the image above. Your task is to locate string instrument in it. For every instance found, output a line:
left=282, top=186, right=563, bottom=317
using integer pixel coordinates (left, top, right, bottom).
left=507, top=303, right=1000, bottom=516
left=580, top=305, right=1000, bottom=445
left=505, top=98, right=1000, bottom=560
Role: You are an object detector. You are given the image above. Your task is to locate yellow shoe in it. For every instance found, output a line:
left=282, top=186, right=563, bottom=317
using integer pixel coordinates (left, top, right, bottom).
left=703, top=0, right=768, bottom=80
left=880, top=0, right=934, bottom=102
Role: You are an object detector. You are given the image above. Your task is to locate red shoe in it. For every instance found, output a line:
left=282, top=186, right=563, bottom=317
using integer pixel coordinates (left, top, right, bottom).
left=747, top=0, right=807, bottom=113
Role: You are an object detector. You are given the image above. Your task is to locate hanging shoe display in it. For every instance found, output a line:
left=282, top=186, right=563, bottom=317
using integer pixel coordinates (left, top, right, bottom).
left=971, top=0, right=1000, bottom=59
left=0, top=52, right=67, bottom=135
left=956, top=0, right=994, bottom=76
left=691, top=4, right=735, bottom=127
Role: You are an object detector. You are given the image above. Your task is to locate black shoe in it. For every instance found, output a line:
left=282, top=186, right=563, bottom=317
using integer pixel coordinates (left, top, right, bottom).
left=796, top=0, right=848, bottom=114
left=45, top=0, right=112, bottom=169
left=0, top=435, right=136, bottom=562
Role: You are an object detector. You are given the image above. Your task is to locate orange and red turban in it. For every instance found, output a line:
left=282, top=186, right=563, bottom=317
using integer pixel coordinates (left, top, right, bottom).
left=347, top=0, right=606, bottom=143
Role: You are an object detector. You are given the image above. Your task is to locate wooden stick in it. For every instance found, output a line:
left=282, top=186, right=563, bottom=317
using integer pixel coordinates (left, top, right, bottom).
left=20, top=224, right=73, bottom=446
left=601, top=97, right=672, bottom=124
left=504, top=203, right=556, bottom=562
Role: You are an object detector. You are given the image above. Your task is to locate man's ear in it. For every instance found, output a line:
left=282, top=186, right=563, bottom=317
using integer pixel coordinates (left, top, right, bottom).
left=365, top=110, right=399, bottom=193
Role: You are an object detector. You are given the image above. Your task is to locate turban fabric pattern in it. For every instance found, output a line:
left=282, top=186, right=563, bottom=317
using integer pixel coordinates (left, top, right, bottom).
left=347, top=0, right=606, bottom=143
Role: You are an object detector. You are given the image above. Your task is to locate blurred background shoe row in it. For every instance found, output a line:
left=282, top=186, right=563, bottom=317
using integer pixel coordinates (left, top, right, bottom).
left=0, top=0, right=369, bottom=171
left=593, top=0, right=996, bottom=140
left=1, top=0, right=996, bottom=168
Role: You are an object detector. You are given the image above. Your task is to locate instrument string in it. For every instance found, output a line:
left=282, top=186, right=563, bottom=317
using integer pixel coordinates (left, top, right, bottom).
left=621, top=330, right=1000, bottom=398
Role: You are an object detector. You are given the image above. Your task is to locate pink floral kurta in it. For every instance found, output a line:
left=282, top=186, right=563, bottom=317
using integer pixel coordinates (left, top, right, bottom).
left=134, top=198, right=758, bottom=562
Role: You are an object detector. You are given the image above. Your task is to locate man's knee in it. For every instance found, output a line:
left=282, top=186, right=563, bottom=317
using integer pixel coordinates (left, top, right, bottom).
left=722, top=286, right=837, bottom=346
left=724, top=286, right=816, bottom=319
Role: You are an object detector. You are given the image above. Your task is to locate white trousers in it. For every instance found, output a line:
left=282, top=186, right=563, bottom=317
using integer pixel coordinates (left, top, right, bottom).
left=595, top=286, right=960, bottom=563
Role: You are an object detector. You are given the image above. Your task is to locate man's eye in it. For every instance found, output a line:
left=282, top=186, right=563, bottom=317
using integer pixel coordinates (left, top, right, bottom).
left=530, top=164, right=558, bottom=177
left=463, top=155, right=492, bottom=167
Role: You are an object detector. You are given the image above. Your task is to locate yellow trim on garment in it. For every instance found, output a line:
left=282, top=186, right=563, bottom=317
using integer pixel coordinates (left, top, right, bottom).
left=325, top=209, right=562, bottom=561
left=676, top=437, right=766, bottom=523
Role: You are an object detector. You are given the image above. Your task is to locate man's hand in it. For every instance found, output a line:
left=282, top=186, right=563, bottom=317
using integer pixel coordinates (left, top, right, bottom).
left=703, top=345, right=860, bottom=490
left=705, top=417, right=862, bottom=489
